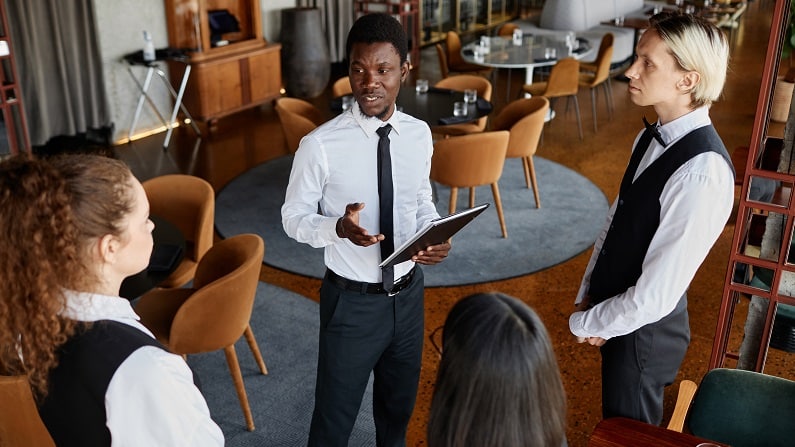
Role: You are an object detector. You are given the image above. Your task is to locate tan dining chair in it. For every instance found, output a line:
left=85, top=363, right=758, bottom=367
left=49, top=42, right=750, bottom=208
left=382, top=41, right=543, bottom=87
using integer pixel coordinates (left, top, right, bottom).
left=497, top=23, right=519, bottom=37
left=522, top=57, right=583, bottom=140
left=0, top=375, right=56, bottom=447
left=331, top=76, right=352, bottom=98
left=441, top=31, right=493, bottom=78
left=490, top=97, right=549, bottom=208
left=274, top=97, right=325, bottom=153
left=143, top=174, right=214, bottom=289
left=579, top=33, right=614, bottom=132
left=134, top=233, right=267, bottom=432
left=431, top=130, right=510, bottom=238
left=432, top=74, right=493, bottom=137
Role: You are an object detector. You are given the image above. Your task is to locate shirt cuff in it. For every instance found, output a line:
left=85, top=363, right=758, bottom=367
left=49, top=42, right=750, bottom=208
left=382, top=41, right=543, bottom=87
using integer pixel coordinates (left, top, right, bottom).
left=320, top=216, right=341, bottom=241
left=569, top=311, right=590, bottom=338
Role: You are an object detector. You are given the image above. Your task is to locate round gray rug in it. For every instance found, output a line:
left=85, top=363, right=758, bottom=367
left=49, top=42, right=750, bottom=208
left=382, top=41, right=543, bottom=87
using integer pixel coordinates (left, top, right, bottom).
left=215, top=155, right=608, bottom=287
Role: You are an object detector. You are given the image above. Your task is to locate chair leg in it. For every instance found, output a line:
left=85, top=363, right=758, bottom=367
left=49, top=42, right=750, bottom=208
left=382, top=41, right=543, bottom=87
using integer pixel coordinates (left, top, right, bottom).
left=449, top=187, right=458, bottom=215
left=244, top=324, right=268, bottom=375
left=224, top=345, right=255, bottom=431
left=572, top=94, right=583, bottom=140
left=490, top=182, right=508, bottom=238
left=522, top=156, right=532, bottom=189
left=526, top=156, right=541, bottom=208
left=590, top=87, right=598, bottom=133
left=469, top=187, right=475, bottom=209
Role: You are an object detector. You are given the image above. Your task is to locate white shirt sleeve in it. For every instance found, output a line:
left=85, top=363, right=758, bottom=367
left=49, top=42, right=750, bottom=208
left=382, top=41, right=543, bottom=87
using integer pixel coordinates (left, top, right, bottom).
left=282, top=134, right=340, bottom=248
left=105, top=346, right=224, bottom=447
left=569, top=152, right=734, bottom=339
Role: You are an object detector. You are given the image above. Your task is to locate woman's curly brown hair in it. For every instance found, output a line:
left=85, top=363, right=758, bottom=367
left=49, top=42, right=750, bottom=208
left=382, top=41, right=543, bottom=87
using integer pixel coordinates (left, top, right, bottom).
left=0, top=154, right=85, bottom=398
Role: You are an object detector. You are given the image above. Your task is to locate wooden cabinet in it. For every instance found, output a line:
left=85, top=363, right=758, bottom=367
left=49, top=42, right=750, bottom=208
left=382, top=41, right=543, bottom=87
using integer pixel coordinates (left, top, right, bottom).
left=0, top=0, right=29, bottom=154
left=711, top=0, right=795, bottom=375
left=164, top=0, right=282, bottom=123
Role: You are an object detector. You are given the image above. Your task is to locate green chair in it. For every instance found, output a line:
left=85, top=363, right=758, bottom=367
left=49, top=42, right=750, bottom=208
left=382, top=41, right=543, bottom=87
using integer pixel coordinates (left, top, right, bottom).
left=668, top=368, right=795, bottom=447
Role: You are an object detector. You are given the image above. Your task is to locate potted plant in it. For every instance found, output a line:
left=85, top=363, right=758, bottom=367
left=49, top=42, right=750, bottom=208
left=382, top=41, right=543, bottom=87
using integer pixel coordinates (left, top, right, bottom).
left=772, top=0, right=795, bottom=122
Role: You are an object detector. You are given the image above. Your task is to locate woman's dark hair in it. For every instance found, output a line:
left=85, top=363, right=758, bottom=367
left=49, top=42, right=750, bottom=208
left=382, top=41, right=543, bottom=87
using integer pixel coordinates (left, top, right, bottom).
left=345, top=12, right=408, bottom=64
left=427, top=292, right=567, bottom=447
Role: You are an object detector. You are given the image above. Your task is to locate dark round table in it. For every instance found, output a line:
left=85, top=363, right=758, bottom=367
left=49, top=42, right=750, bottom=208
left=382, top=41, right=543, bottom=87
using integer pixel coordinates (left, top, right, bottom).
left=120, top=215, right=185, bottom=300
left=331, top=87, right=493, bottom=126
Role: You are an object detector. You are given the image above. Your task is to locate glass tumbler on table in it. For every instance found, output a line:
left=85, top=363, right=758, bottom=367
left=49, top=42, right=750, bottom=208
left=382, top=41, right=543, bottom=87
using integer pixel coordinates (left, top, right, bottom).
left=463, top=89, right=477, bottom=104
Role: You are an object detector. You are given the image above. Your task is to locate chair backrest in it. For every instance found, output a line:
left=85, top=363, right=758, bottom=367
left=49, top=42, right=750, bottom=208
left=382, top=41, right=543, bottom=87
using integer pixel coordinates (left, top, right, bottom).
left=491, top=97, right=549, bottom=159
left=435, top=43, right=450, bottom=79
left=0, top=375, right=56, bottom=447
left=143, top=174, right=214, bottom=265
left=431, top=130, right=509, bottom=188
left=497, top=23, right=519, bottom=37
left=445, top=31, right=467, bottom=67
left=544, top=57, right=580, bottom=98
left=331, top=76, right=352, bottom=98
left=275, top=97, right=324, bottom=153
left=687, top=368, right=795, bottom=447
left=168, top=234, right=265, bottom=353
left=590, top=33, right=614, bottom=85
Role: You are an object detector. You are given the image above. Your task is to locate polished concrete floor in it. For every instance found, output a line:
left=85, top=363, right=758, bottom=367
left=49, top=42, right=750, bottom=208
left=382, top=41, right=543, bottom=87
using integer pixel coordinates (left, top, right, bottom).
left=114, top=2, right=789, bottom=445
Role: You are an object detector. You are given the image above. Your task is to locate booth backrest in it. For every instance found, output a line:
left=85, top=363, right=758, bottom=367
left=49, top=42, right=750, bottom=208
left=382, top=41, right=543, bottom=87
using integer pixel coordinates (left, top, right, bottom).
left=540, top=0, right=644, bottom=31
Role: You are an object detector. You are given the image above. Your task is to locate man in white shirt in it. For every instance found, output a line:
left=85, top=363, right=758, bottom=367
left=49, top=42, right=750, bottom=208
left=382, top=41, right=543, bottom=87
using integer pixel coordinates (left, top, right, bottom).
left=569, top=12, right=734, bottom=425
left=282, top=13, right=450, bottom=447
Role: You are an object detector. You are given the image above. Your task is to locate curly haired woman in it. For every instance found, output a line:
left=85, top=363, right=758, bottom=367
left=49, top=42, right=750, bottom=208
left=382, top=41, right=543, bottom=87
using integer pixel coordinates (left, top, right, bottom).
left=0, top=153, right=222, bottom=446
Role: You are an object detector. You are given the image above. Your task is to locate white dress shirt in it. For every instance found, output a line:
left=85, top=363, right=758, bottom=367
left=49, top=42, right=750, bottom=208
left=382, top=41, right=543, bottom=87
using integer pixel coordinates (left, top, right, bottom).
left=282, top=101, right=439, bottom=283
left=61, top=291, right=224, bottom=447
left=570, top=107, right=734, bottom=340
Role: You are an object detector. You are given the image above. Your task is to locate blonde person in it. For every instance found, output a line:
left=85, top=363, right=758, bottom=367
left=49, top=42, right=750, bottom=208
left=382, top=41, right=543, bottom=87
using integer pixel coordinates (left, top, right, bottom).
left=0, top=154, right=223, bottom=446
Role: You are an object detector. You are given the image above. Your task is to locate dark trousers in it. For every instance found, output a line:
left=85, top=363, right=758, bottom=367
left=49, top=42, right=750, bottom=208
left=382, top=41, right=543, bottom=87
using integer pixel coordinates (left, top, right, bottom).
left=308, top=267, right=424, bottom=447
left=599, top=294, right=690, bottom=425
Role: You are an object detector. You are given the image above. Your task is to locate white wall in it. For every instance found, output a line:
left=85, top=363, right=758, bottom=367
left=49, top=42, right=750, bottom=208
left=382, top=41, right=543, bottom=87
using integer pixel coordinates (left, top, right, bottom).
left=94, top=0, right=294, bottom=143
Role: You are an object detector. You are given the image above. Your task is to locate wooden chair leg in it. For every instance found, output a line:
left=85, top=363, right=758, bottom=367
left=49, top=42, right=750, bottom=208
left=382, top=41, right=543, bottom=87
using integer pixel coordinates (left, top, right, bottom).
left=244, top=324, right=268, bottom=375
left=449, top=187, right=458, bottom=215
left=526, top=156, right=541, bottom=208
left=224, top=345, right=255, bottom=431
left=490, top=182, right=507, bottom=238
left=522, top=156, right=532, bottom=189
left=469, top=187, right=475, bottom=209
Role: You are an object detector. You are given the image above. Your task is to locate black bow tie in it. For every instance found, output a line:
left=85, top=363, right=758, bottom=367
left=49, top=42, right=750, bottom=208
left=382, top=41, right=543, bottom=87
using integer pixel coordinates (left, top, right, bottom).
left=643, top=116, right=666, bottom=146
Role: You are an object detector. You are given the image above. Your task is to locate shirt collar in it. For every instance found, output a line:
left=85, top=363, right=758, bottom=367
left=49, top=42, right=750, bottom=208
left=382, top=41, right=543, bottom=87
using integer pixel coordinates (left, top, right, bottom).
left=60, top=289, right=141, bottom=322
left=656, top=106, right=711, bottom=147
left=351, top=101, right=402, bottom=138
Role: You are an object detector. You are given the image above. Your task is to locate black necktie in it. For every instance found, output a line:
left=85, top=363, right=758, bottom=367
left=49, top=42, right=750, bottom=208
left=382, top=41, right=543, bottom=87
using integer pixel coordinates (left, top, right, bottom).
left=643, top=116, right=666, bottom=146
left=377, top=124, right=394, bottom=292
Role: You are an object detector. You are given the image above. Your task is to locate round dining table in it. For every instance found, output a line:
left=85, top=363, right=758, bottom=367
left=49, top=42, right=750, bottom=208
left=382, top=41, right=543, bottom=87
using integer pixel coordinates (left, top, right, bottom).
left=460, top=34, right=593, bottom=86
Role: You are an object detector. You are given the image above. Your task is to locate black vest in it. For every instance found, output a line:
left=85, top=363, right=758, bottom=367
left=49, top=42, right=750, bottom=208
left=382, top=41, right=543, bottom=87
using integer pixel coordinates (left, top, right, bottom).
left=38, top=320, right=167, bottom=447
left=588, top=125, right=733, bottom=304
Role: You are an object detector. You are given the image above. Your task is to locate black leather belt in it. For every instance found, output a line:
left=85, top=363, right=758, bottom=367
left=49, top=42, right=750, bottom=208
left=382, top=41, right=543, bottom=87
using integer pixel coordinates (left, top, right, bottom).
left=326, top=267, right=416, bottom=296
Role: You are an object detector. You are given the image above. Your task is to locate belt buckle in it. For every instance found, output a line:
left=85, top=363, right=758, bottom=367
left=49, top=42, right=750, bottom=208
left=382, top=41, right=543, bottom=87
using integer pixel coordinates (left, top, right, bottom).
left=388, top=289, right=399, bottom=297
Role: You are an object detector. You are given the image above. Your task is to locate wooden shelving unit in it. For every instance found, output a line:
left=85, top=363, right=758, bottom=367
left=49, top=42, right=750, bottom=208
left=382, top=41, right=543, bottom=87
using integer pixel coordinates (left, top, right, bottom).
left=164, top=0, right=282, bottom=124
left=0, top=0, right=29, bottom=155
left=354, top=0, right=421, bottom=68
left=710, top=0, right=795, bottom=373
left=420, top=0, right=519, bottom=47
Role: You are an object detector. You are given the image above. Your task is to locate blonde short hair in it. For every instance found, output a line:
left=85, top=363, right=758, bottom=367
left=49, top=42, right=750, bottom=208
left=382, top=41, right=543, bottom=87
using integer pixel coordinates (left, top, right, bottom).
left=650, top=12, right=729, bottom=108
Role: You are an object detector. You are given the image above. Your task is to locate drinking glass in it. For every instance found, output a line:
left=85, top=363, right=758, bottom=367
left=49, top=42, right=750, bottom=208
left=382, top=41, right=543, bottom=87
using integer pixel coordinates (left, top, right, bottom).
left=544, top=47, right=557, bottom=60
left=512, top=28, right=523, bottom=46
left=453, top=101, right=467, bottom=117
left=463, top=89, right=477, bottom=104
left=415, top=79, right=429, bottom=94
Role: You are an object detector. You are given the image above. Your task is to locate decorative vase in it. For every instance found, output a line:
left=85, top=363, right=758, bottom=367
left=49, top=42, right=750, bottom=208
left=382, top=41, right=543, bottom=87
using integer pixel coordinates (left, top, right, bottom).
left=772, top=76, right=794, bottom=123
left=280, top=7, right=330, bottom=99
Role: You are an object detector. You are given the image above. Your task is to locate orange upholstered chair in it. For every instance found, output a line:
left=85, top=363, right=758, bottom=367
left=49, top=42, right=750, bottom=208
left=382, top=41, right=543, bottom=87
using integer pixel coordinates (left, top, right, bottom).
left=134, top=233, right=267, bottom=431
left=0, top=375, right=56, bottom=446
left=522, top=57, right=583, bottom=140
left=432, top=75, right=493, bottom=137
left=579, top=33, right=614, bottom=132
left=274, top=97, right=325, bottom=153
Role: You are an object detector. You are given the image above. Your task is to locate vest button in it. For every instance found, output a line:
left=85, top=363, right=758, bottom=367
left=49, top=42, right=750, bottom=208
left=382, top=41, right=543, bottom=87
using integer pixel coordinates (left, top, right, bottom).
left=601, top=249, right=606, bottom=255
left=618, top=199, right=624, bottom=206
